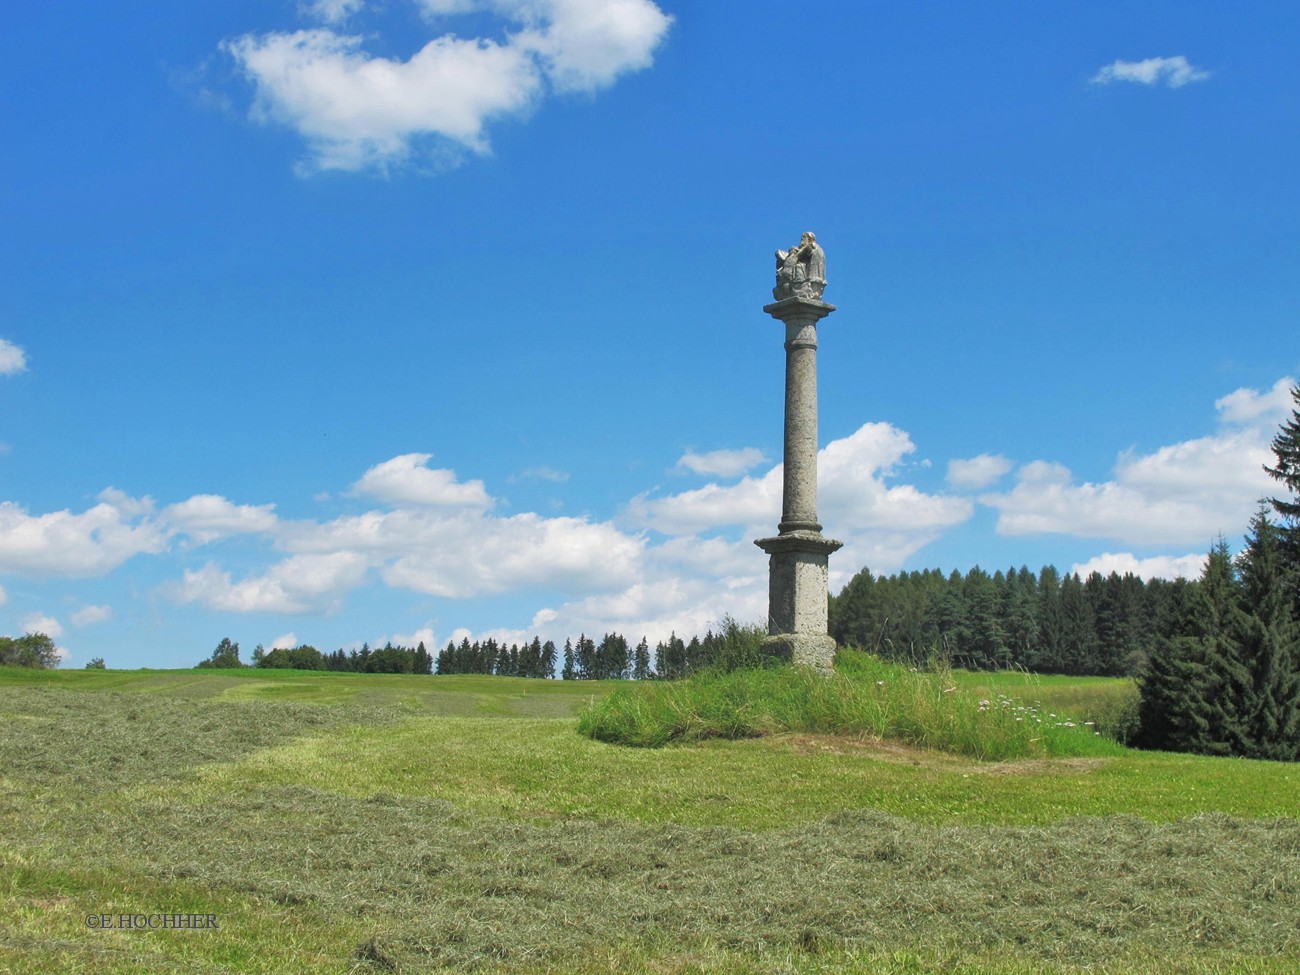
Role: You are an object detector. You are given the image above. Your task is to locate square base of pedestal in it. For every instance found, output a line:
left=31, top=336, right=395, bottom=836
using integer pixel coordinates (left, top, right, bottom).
left=763, top=634, right=837, bottom=674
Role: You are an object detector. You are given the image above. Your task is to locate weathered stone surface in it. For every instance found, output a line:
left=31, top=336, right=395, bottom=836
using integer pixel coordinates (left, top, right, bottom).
left=762, top=300, right=835, bottom=534
left=761, top=633, right=838, bottom=674
left=755, top=235, right=841, bottom=673
left=755, top=530, right=843, bottom=636
left=773, top=232, right=827, bottom=301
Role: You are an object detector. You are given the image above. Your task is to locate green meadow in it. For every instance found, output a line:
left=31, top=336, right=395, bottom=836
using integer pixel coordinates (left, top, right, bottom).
left=1, top=663, right=1297, bottom=974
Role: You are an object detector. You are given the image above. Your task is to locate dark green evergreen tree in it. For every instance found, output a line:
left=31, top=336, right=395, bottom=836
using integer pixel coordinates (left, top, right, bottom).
left=1032, top=566, right=1064, bottom=673
left=1264, top=382, right=1300, bottom=579
left=1058, top=574, right=1100, bottom=675
left=633, top=637, right=652, bottom=680
left=561, top=638, right=576, bottom=680
left=1197, top=538, right=1255, bottom=756
left=1003, top=566, right=1040, bottom=668
left=1233, top=508, right=1300, bottom=760
left=829, top=568, right=879, bottom=651
left=932, top=570, right=969, bottom=663
left=962, top=567, right=1005, bottom=669
left=656, top=632, right=687, bottom=680
left=1137, top=577, right=1214, bottom=752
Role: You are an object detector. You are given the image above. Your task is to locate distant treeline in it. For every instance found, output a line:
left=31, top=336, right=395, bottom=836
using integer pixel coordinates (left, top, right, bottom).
left=439, top=618, right=768, bottom=680
left=193, top=617, right=768, bottom=680
left=197, top=638, right=435, bottom=674
left=829, top=564, right=1188, bottom=677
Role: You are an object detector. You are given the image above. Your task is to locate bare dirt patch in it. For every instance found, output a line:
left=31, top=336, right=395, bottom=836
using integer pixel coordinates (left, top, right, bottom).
left=778, top=733, right=1111, bottom=776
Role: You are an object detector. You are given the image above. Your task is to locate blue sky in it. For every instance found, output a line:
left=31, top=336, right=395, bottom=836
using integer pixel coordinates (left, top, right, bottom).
left=1, top=1, right=1296, bottom=668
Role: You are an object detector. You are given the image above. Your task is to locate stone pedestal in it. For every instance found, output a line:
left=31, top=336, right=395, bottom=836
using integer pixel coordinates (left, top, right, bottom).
left=755, top=296, right=842, bottom=674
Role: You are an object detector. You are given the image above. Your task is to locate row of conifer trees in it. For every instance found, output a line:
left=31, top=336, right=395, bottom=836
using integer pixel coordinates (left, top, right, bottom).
left=433, top=617, right=768, bottom=681
left=829, top=563, right=1175, bottom=677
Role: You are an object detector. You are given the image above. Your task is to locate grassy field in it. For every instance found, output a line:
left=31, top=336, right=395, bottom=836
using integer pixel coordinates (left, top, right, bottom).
left=1, top=663, right=1297, bottom=974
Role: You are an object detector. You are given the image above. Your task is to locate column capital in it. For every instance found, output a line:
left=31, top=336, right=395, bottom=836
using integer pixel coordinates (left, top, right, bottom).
left=754, top=530, right=844, bottom=556
left=762, top=297, right=836, bottom=324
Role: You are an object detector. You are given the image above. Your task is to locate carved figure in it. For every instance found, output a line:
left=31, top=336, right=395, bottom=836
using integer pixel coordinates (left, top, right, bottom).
left=773, top=231, right=826, bottom=301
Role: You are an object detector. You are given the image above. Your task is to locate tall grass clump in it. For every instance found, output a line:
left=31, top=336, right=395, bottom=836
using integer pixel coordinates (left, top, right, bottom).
left=578, top=649, right=1125, bottom=760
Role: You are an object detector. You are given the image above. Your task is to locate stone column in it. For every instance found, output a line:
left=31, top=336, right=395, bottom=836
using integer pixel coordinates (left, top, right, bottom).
left=755, top=296, right=843, bottom=673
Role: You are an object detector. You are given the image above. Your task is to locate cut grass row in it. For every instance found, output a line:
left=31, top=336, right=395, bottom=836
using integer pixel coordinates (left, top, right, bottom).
left=2, top=665, right=1297, bottom=974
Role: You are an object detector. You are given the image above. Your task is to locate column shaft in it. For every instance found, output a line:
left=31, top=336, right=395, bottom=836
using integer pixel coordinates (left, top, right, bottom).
left=781, top=321, right=821, bottom=533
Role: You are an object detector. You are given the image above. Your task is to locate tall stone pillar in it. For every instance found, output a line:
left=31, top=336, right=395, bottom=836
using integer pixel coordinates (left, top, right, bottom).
left=755, top=233, right=842, bottom=673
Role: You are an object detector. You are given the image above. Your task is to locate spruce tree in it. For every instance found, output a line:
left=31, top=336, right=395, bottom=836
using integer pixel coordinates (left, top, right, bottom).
left=1196, top=539, right=1254, bottom=756
left=1058, top=574, right=1099, bottom=675
left=1137, top=577, right=1213, bottom=752
left=1233, top=508, right=1300, bottom=760
left=633, top=637, right=652, bottom=680
left=561, top=639, right=575, bottom=681
left=1264, top=382, right=1300, bottom=583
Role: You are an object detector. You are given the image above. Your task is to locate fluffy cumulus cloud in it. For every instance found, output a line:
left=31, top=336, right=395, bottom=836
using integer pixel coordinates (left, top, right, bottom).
left=1090, top=55, right=1210, bottom=89
left=0, top=339, right=26, bottom=375
left=614, top=422, right=973, bottom=634
left=0, top=491, right=168, bottom=577
left=981, top=378, right=1291, bottom=547
left=1071, top=551, right=1208, bottom=582
left=379, top=512, right=644, bottom=598
left=0, top=489, right=287, bottom=578
left=947, top=453, right=1013, bottom=490
left=170, top=552, right=371, bottom=615
left=21, top=613, right=64, bottom=639
left=1215, top=376, right=1295, bottom=427
left=162, top=495, right=279, bottom=544
left=6, top=372, right=1290, bottom=657
left=388, top=624, right=438, bottom=648
left=633, top=422, right=971, bottom=547
left=675, top=447, right=766, bottom=478
left=224, top=0, right=672, bottom=173
left=352, top=453, right=492, bottom=510
left=158, top=451, right=646, bottom=615
left=271, top=632, right=299, bottom=649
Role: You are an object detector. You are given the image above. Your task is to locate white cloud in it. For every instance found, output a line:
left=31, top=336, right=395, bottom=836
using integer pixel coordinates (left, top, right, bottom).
left=1090, top=55, right=1210, bottom=89
left=21, top=613, right=63, bottom=639
left=947, top=453, right=1013, bottom=490
left=1214, top=376, right=1295, bottom=427
left=225, top=0, right=672, bottom=173
left=500, top=0, right=676, bottom=93
left=0, top=339, right=26, bottom=375
left=378, top=512, right=644, bottom=598
left=271, top=632, right=299, bottom=649
left=352, top=453, right=493, bottom=510
left=1071, top=551, right=1208, bottom=582
left=981, top=379, right=1286, bottom=546
left=71, top=604, right=112, bottom=627
left=0, top=495, right=167, bottom=577
left=170, top=552, right=370, bottom=615
left=630, top=469, right=779, bottom=536
left=387, top=624, right=438, bottom=648
left=163, top=495, right=279, bottom=544
left=633, top=422, right=972, bottom=553
left=676, top=447, right=766, bottom=478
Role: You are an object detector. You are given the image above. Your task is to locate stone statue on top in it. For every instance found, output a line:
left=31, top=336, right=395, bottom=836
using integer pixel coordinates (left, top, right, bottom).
left=772, top=231, right=826, bottom=301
